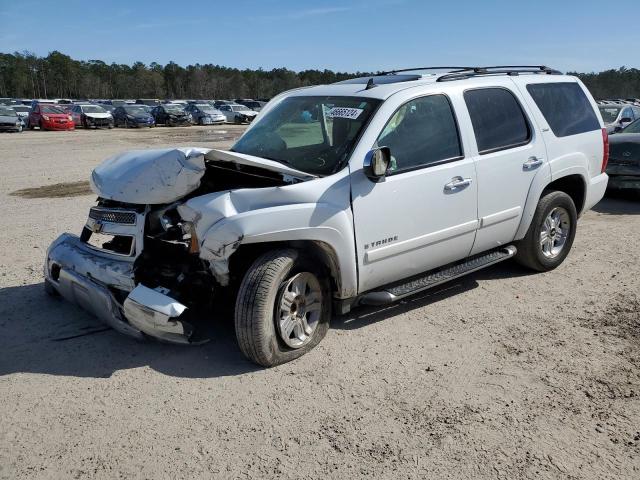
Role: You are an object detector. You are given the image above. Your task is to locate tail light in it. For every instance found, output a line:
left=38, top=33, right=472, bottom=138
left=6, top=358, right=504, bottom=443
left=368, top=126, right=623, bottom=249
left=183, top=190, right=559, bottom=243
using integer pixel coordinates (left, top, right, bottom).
left=601, top=128, right=609, bottom=173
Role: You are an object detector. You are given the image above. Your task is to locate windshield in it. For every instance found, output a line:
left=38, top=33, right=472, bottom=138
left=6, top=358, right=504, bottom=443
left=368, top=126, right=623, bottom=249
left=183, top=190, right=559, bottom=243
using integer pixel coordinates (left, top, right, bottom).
left=124, top=106, right=147, bottom=114
left=232, top=105, right=250, bottom=111
left=0, top=106, right=16, bottom=116
left=12, top=106, right=30, bottom=113
left=599, top=106, right=621, bottom=123
left=164, top=105, right=186, bottom=113
left=623, top=118, right=640, bottom=134
left=41, top=105, right=66, bottom=114
left=82, top=105, right=106, bottom=113
left=232, top=96, right=381, bottom=175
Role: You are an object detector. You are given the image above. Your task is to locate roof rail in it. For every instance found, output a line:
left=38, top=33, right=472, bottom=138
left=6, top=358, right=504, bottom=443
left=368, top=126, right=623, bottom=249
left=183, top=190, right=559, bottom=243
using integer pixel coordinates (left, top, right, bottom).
left=436, top=65, right=562, bottom=82
left=376, top=66, right=474, bottom=75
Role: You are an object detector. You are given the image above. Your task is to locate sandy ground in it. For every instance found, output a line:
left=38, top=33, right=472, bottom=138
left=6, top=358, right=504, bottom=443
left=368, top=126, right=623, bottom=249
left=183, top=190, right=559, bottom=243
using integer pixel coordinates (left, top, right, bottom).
left=0, top=126, right=639, bottom=480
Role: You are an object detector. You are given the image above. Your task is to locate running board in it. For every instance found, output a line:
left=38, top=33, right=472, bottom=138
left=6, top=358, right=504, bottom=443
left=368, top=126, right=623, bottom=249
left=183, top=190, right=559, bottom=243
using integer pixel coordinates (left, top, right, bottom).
left=359, top=246, right=517, bottom=306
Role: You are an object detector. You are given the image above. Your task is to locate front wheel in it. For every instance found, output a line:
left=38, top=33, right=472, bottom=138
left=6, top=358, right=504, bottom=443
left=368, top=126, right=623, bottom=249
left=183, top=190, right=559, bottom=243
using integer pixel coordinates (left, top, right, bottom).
left=515, top=190, right=577, bottom=272
left=235, top=249, right=331, bottom=367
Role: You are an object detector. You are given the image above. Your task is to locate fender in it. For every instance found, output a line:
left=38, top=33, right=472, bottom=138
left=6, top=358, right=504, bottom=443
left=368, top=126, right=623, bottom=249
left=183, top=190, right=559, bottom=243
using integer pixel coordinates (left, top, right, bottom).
left=514, top=152, right=589, bottom=240
left=177, top=169, right=358, bottom=298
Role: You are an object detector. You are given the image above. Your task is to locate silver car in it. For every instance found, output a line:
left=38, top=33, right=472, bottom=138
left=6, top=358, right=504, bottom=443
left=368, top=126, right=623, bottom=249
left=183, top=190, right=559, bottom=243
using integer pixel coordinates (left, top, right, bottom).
left=185, top=104, right=226, bottom=125
left=599, top=103, right=640, bottom=134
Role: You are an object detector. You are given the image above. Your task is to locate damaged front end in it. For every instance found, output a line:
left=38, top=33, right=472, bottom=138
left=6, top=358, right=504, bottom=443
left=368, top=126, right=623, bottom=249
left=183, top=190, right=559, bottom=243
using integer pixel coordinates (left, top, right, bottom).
left=45, top=147, right=311, bottom=344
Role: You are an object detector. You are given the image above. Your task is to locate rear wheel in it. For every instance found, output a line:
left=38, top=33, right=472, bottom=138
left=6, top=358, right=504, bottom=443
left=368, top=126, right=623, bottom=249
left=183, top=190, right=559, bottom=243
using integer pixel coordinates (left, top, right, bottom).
left=515, top=190, right=577, bottom=272
left=235, top=249, right=331, bottom=367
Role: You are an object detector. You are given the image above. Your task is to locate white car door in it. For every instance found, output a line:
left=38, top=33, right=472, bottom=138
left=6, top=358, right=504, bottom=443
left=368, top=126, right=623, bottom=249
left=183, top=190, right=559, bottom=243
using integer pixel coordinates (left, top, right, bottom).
left=460, top=82, right=547, bottom=255
left=350, top=92, right=478, bottom=293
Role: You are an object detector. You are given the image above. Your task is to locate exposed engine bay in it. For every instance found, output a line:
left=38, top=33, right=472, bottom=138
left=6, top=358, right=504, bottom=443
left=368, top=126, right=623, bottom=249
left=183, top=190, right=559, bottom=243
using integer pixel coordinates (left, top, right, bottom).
left=68, top=150, right=302, bottom=343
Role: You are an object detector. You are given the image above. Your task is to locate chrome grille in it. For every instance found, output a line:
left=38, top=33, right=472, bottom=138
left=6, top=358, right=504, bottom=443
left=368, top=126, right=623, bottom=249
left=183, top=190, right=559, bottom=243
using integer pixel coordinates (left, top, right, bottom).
left=89, top=208, right=136, bottom=225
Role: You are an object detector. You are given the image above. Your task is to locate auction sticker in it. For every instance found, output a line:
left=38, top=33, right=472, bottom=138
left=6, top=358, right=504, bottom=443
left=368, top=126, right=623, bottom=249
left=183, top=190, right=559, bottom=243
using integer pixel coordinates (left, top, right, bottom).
left=327, top=107, right=363, bottom=119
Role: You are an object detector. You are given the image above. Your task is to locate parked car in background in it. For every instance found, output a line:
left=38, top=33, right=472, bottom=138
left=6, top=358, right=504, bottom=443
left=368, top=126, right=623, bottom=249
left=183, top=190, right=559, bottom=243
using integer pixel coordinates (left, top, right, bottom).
left=28, top=103, right=74, bottom=130
left=113, top=105, right=155, bottom=128
left=185, top=103, right=226, bottom=125
left=70, top=104, right=114, bottom=128
left=151, top=104, right=192, bottom=126
left=10, top=105, right=31, bottom=125
left=0, top=105, right=23, bottom=132
left=213, top=100, right=233, bottom=108
left=599, top=103, right=640, bottom=133
left=237, top=100, right=266, bottom=112
left=136, top=99, right=161, bottom=107
left=218, top=103, right=258, bottom=123
left=606, top=118, right=640, bottom=191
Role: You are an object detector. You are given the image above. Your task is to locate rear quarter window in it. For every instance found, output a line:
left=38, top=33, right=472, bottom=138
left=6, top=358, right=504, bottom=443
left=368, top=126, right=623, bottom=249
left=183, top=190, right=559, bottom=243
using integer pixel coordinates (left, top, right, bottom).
left=526, top=82, right=600, bottom=137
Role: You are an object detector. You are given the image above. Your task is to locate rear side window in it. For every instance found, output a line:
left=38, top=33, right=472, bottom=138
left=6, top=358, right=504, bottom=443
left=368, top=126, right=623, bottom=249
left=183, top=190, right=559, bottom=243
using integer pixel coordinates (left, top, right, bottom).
left=464, top=88, right=531, bottom=154
left=377, top=94, right=463, bottom=172
left=526, top=82, right=600, bottom=137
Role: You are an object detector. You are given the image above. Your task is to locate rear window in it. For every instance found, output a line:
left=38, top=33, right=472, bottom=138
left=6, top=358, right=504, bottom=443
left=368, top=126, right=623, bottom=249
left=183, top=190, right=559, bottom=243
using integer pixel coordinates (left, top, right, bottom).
left=527, top=82, right=600, bottom=137
left=463, top=88, right=531, bottom=154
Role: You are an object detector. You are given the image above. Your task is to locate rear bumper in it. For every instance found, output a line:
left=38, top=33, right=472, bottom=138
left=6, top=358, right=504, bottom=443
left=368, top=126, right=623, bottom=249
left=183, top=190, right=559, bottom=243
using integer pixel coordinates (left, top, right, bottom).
left=584, top=173, right=609, bottom=212
left=45, top=234, right=194, bottom=344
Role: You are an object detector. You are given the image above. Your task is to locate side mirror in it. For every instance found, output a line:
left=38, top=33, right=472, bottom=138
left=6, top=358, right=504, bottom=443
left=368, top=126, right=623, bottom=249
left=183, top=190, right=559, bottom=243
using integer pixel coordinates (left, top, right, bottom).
left=620, top=117, right=632, bottom=124
left=364, top=147, right=391, bottom=181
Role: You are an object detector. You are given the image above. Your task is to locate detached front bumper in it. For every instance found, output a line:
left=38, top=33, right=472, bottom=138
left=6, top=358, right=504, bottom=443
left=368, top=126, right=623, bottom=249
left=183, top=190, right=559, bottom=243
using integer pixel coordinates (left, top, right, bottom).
left=45, top=233, right=195, bottom=344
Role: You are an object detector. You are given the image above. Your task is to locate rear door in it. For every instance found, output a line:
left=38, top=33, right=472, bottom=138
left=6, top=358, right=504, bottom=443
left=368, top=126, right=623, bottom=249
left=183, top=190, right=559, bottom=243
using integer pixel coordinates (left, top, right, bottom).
left=461, top=82, right=547, bottom=255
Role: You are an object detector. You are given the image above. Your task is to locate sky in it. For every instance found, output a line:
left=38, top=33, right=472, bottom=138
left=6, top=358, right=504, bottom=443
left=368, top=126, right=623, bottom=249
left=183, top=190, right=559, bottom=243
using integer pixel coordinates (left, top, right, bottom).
left=1, top=0, right=638, bottom=73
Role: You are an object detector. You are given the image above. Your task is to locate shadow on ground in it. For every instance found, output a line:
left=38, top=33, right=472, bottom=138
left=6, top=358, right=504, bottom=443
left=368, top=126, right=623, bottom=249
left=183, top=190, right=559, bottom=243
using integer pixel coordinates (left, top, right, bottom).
left=593, top=192, right=640, bottom=215
left=0, top=283, right=259, bottom=379
left=0, top=260, right=531, bottom=379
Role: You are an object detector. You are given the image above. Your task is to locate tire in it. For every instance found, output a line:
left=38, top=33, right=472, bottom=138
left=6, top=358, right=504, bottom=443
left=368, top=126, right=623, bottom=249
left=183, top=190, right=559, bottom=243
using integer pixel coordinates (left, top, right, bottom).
left=39, top=120, right=44, bottom=131
left=515, top=190, right=577, bottom=272
left=235, top=249, right=331, bottom=367
left=198, top=117, right=204, bottom=126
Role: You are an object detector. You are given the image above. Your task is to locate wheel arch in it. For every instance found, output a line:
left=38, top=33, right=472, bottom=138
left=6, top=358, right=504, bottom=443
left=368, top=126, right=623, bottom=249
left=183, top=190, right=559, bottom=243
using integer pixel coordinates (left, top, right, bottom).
left=228, top=240, right=345, bottom=299
left=515, top=171, right=587, bottom=241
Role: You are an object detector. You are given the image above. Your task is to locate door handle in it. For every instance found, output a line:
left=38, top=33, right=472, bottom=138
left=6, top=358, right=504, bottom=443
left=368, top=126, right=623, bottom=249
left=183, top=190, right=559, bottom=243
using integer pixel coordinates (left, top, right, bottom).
left=523, top=156, right=544, bottom=170
left=444, top=176, right=473, bottom=191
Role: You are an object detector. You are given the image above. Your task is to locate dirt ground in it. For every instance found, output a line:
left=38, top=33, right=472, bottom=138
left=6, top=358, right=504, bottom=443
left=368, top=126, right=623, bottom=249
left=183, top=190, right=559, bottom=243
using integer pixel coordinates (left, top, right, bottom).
left=0, top=126, right=639, bottom=480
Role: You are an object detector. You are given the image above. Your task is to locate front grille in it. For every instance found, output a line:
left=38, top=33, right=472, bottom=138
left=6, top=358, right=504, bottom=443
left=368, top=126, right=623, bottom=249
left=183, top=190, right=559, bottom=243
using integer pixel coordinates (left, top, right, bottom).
left=89, top=208, right=136, bottom=225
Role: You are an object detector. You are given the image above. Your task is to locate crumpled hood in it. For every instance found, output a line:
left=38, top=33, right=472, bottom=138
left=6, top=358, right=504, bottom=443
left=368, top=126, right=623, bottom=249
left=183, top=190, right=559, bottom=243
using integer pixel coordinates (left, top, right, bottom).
left=89, top=148, right=315, bottom=204
left=90, top=148, right=209, bottom=204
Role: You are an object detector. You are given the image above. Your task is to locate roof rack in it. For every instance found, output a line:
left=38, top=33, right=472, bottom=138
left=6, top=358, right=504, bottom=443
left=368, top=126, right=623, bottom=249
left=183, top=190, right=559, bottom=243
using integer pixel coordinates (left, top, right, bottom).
left=374, top=65, right=561, bottom=82
left=377, top=66, right=474, bottom=75
left=436, top=65, right=562, bottom=82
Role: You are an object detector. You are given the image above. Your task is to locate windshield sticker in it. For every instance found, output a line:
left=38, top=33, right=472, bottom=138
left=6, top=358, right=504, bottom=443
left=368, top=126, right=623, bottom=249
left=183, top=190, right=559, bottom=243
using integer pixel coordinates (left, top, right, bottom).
left=327, top=107, right=363, bottom=119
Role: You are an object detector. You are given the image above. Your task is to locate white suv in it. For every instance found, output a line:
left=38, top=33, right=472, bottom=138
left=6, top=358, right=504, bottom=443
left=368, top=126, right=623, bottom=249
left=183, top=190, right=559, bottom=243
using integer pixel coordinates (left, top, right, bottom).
left=45, top=66, right=609, bottom=367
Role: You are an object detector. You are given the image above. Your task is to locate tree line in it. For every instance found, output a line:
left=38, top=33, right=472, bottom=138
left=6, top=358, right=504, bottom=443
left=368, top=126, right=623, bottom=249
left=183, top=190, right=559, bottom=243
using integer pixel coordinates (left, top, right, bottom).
left=0, top=50, right=638, bottom=101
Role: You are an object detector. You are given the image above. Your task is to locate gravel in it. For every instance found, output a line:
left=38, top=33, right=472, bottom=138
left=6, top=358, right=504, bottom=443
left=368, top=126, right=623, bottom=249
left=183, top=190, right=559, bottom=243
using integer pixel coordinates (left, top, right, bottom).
left=1, top=126, right=639, bottom=479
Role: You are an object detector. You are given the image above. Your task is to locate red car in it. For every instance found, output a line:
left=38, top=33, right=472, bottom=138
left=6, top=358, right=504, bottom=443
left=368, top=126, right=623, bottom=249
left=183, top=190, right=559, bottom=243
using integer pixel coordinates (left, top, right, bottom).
left=28, top=104, right=75, bottom=131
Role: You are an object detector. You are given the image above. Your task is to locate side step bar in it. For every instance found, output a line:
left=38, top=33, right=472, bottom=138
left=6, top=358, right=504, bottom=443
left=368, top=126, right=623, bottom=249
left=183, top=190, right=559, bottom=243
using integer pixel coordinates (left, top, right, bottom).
left=359, top=245, right=517, bottom=306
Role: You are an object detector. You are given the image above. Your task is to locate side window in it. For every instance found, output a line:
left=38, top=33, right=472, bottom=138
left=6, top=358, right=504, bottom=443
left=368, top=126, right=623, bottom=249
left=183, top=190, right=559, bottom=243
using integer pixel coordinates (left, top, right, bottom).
left=622, top=108, right=633, bottom=120
left=463, top=88, right=531, bottom=153
left=376, top=94, right=462, bottom=172
left=526, top=82, right=600, bottom=137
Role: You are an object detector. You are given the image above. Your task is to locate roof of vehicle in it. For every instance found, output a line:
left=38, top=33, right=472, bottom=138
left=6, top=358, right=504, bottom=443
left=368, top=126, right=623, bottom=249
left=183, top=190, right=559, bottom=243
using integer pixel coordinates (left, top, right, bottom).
left=279, top=66, right=570, bottom=101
